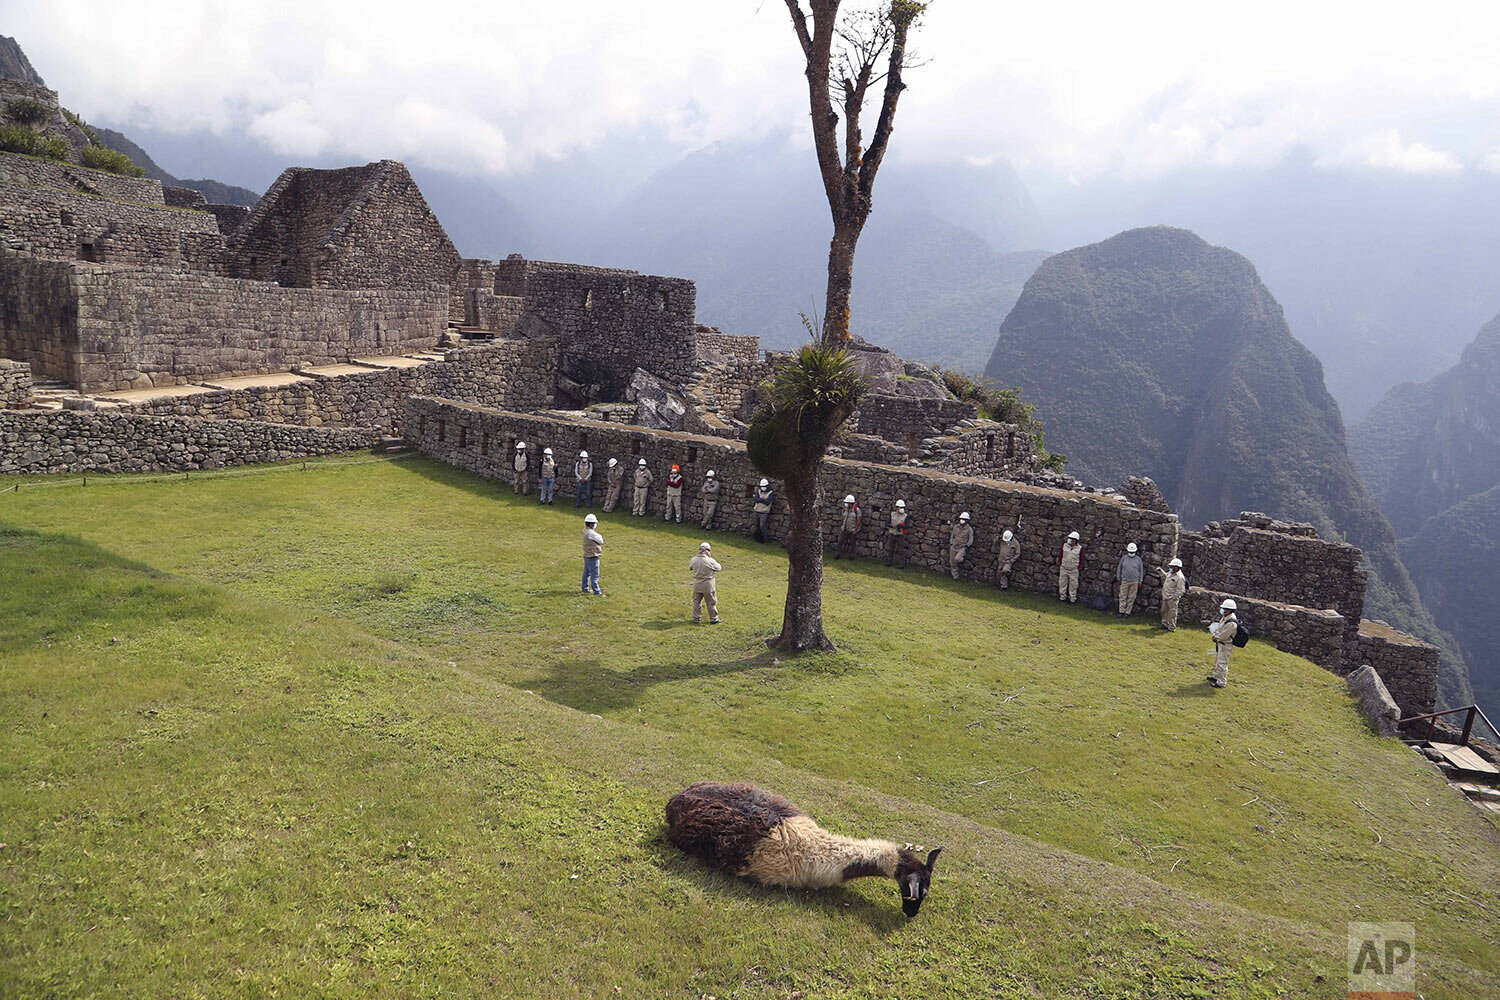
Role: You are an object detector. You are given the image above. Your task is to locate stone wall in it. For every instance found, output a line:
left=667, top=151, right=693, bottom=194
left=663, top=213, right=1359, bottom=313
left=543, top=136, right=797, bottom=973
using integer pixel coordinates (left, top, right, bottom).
left=0, top=254, right=79, bottom=381
left=163, top=186, right=207, bottom=209
left=223, top=161, right=460, bottom=293
left=481, top=256, right=699, bottom=401
left=0, top=148, right=165, bottom=204
left=0, top=174, right=224, bottom=272
left=1178, top=514, right=1366, bottom=627
left=1181, top=588, right=1347, bottom=671
left=0, top=256, right=447, bottom=390
left=853, top=393, right=977, bottom=443
left=920, top=421, right=1035, bottom=479
left=0, top=408, right=379, bottom=474
left=404, top=397, right=1180, bottom=603
left=204, top=203, right=249, bottom=238
left=101, top=339, right=556, bottom=434
left=681, top=358, right=773, bottom=438
left=695, top=327, right=759, bottom=363
left=1, top=358, right=30, bottom=408
left=1354, top=624, right=1440, bottom=716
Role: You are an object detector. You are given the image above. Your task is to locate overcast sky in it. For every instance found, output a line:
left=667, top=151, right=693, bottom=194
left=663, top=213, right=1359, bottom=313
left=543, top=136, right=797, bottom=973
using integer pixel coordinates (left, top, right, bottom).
left=9, top=0, right=1500, bottom=182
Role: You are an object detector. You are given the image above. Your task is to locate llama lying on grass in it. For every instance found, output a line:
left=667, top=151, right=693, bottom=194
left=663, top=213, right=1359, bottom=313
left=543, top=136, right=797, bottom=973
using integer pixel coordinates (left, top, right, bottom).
left=665, top=781, right=942, bottom=917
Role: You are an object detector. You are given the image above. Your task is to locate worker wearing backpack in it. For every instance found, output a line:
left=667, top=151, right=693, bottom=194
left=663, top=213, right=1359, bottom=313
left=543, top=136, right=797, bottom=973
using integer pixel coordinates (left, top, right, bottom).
left=1209, top=598, right=1240, bottom=688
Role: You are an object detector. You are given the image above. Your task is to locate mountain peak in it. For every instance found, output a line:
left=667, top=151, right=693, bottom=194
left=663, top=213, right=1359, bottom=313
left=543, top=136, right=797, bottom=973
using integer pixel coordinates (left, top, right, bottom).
left=0, top=36, right=45, bottom=86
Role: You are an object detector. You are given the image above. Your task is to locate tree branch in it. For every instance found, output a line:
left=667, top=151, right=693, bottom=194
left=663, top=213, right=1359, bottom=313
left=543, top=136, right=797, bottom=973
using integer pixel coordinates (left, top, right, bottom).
left=786, top=0, right=848, bottom=215
left=857, top=3, right=919, bottom=206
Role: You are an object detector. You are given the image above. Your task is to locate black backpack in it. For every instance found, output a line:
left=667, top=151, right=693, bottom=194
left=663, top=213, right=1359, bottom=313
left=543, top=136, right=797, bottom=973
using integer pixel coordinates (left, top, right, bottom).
left=1232, top=620, right=1252, bottom=647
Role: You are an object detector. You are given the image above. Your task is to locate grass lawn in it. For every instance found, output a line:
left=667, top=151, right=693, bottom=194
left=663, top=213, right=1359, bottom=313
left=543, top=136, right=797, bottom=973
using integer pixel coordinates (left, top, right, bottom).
left=2, top=454, right=1497, bottom=998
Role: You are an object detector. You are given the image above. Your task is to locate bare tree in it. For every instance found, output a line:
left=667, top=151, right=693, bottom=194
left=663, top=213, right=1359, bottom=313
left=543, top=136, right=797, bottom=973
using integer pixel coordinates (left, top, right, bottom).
left=785, top=0, right=926, bottom=343
left=748, top=1, right=926, bottom=652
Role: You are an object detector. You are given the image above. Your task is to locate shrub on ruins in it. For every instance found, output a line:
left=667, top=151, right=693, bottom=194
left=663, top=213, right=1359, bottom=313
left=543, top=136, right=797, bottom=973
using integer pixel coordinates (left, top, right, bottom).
left=3, top=97, right=47, bottom=125
left=80, top=143, right=146, bottom=177
left=0, top=123, right=68, bottom=161
left=938, top=368, right=1067, bottom=471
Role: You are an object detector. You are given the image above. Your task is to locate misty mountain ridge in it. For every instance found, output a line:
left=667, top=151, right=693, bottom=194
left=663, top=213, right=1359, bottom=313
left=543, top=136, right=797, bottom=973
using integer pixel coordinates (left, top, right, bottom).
left=985, top=225, right=1473, bottom=709
left=1351, top=311, right=1500, bottom=720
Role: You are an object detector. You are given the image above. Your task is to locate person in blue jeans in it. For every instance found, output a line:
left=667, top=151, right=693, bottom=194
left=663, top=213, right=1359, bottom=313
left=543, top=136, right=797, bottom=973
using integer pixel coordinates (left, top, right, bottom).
left=574, top=450, right=594, bottom=507
left=581, top=513, right=604, bottom=595
left=540, top=447, right=557, bottom=504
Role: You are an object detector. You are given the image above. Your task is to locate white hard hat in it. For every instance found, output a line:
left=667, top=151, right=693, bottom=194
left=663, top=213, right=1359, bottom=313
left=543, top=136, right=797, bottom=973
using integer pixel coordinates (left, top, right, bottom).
left=895, top=499, right=906, bottom=509
left=578, top=450, right=588, bottom=459
left=607, top=458, right=617, bottom=467
left=1068, top=531, right=1081, bottom=541
left=699, top=541, right=712, bottom=551
left=706, top=470, right=715, bottom=477
left=544, top=447, right=553, bottom=455
left=1126, top=542, right=1137, bottom=554
left=759, top=478, right=769, bottom=487
left=1002, top=529, right=1013, bottom=541
left=1169, top=558, right=1183, bottom=569
left=516, top=441, right=526, bottom=449
left=1220, top=598, right=1237, bottom=611
left=844, top=494, right=856, bottom=504
left=638, top=458, right=647, bottom=466
left=959, top=511, right=970, bottom=521
left=584, top=513, right=597, bottom=524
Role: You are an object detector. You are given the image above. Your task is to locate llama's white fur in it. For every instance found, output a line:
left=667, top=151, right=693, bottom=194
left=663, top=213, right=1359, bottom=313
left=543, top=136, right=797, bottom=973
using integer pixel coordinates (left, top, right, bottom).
left=741, top=815, right=900, bottom=889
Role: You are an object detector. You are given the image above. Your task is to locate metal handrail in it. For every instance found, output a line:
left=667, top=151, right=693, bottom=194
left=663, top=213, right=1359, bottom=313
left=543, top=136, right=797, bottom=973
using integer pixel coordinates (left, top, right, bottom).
left=1398, top=705, right=1500, bottom=747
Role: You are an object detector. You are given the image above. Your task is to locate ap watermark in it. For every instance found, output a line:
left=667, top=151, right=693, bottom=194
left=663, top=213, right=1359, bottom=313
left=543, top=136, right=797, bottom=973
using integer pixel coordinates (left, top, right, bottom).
left=1348, top=922, right=1415, bottom=999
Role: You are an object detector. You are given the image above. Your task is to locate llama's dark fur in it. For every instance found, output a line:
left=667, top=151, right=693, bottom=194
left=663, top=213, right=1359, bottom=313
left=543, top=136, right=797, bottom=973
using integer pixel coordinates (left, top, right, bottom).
left=665, top=781, right=805, bottom=872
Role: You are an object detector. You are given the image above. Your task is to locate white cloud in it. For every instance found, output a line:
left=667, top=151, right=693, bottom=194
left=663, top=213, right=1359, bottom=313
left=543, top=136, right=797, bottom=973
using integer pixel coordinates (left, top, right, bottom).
left=1317, top=129, right=1464, bottom=174
left=7, top=0, right=1500, bottom=181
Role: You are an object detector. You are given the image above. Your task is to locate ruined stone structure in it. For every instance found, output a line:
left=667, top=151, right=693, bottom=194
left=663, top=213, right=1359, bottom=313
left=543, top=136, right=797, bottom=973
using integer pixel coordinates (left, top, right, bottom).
left=0, top=147, right=1440, bottom=717
left=224, top=161, right=461, bottom=292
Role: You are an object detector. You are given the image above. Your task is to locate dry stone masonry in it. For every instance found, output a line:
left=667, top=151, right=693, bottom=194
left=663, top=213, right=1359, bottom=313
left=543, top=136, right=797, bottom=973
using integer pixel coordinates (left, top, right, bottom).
left=0, top=408, right=379, bottom=474
left=1, top=357, right=29, bottom=407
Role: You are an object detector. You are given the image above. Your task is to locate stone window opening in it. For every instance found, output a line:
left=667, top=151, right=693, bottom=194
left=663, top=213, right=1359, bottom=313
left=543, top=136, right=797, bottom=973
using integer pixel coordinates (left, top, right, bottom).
left=419, top=415, right=427, bottom=438
left=59, top=209, right=73, bottom=227
left=78, top=242, right=100, bottom=263
left=577, top=432, right=588, bottom=452
left=481, top=432, right=490, bottom=456
left=631, top=440, right=641, bottom=456
left=985, top=435, right=994, bottom=463
left=459, top=425, right=468, bottom=448
left=437, top=420, right=446, bottom=442
left=687, top=446, right=698, bottom=463
left=581, top=289, right=593, bottom=310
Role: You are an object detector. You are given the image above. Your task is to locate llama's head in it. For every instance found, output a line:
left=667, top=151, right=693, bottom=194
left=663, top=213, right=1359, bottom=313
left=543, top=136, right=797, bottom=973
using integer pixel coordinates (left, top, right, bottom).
left=894, top=846, right=942, bottom=917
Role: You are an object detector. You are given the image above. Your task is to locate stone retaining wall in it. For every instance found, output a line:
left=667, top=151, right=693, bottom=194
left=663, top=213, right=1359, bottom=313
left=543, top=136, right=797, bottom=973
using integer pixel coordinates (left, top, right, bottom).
left=0, top=408, right=379, bottom=474
left=1178, top=515, right=1366, bottom=627
left=0, top=256, right=447, bottom=390
left=1354, top=626, right=1440, bottom=716
left=695, top=327, right=759, bottom=363
left=0, top=179, right=224, bottom=272
left=1, top=358, right=30, bottom=408
left=105, top=339, right=556, bottom=434
left=1181, top=588, right=1347, bottom=671
left=0, top=149, right=165, bottom=204
left=404, top=397, right=1179, bottom=603
left=853, top=393, right=977, bottom=442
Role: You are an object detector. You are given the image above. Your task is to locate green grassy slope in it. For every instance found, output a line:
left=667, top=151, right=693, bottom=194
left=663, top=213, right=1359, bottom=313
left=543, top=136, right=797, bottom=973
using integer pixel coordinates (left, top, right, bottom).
left=2, top=456, right=1497, bottom=998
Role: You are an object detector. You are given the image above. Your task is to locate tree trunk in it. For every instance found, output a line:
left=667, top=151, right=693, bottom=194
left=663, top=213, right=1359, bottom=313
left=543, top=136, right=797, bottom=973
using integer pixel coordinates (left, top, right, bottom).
left=769, top=460, right=835, bottom=651
left=822, top=220, right=860, bottom=343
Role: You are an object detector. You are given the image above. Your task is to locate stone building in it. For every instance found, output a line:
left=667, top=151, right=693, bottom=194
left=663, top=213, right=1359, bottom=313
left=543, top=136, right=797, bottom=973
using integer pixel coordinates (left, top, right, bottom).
left=224, top=160, right=461, bottom=292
